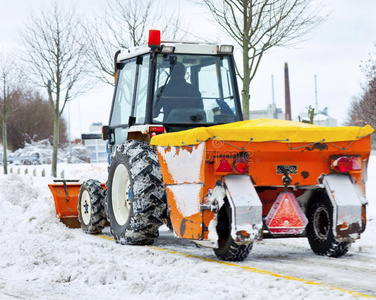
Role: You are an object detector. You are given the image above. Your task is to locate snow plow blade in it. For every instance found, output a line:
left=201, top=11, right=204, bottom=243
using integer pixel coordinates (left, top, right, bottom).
left=48, top=180, right=82, bottom=228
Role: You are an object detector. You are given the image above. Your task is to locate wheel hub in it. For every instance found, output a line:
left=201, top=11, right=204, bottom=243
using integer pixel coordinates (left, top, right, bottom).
left=313, top=206, right=330, bottom=240
left=112, top=164, right=131, bottom=226
left=81, top=190, right=91, bottom=225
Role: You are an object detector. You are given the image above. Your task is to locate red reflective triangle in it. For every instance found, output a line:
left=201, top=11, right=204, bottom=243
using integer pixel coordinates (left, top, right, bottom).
left=216, top=157, right=233, bottom=172
left=265, top=192, right=308, bottom=234
left=268, top=196, right=304, bottom=227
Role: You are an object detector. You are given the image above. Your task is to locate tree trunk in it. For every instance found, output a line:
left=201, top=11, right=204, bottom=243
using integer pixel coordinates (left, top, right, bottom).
left=241, top=2, right=250, bottom=120
left=242, top=42, right=250, bottom=120
left=2, top=119, right=7, bottom=175
left=51, top=112, right=59, bottom=177
left=2, top=77, right=8, bottom=175
left=242, top=79, right=251, bottom=120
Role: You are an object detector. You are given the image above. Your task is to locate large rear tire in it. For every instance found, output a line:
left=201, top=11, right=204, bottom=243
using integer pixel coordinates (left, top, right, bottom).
left=77, top=179, right=106, bottom=234
left=106, top=140, right=166, bottom=245
left=214, top=202, right=252, bottom=261
left=306, top=192, right=351, bottom=257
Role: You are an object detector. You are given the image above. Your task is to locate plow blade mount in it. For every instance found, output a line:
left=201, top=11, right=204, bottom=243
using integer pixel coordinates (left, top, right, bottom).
left=48, top=180, right=81, bottom=228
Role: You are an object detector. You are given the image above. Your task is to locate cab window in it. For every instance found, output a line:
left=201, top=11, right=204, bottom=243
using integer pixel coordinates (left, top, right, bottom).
left=152, top=54, right=240, bottom=124
left=109, top=58, right=137, bottom=146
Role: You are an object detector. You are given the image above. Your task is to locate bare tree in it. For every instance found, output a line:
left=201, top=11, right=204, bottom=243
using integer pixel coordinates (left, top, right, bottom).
left=0, top=51, right=20, bottom=174
left=3, top=89, right=68, bottom=151
left=199, top=0, right=328, bottom=119
left=19, top=2, right=91, bottom=177
left=347, top=85, right=376, bottom=147
left=347, top=78, right=376, bottom=128
left=347, top=46, right=376, bottom=146
left=85, top=0, right=187, bottom=85
left=347, top=91, right=376, bottom=128
left=347, top=45, right=376, bottom=129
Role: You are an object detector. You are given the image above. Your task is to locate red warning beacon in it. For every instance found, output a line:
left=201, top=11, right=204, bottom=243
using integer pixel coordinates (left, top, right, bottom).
left=148, top=29, right=161, bottom=49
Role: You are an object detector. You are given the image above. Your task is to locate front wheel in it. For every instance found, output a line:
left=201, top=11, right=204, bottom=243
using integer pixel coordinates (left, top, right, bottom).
left=306, top=192, right=351, bottom=257
left=77, top=179, right=106, bottom=234
left=106, top=140, right=166, bottom=245
left=214, top=202, right=252, bottom=261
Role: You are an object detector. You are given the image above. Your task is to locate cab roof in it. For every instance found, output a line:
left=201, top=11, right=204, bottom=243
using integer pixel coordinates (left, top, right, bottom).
left=117, top=41, right=226, bottom=62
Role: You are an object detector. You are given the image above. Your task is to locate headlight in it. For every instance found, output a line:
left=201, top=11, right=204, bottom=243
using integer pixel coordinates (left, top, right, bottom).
left=217, top=45, right=234, bottom=54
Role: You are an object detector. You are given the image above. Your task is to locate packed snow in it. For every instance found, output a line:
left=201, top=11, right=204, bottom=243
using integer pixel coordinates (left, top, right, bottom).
left=0, top=153, right=375, bottom=299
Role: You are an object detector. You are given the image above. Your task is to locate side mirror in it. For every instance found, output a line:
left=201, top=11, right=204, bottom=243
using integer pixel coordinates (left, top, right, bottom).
left=128, top=116, right=136, bottom=127
left=102, top=125, right=110, bottom=141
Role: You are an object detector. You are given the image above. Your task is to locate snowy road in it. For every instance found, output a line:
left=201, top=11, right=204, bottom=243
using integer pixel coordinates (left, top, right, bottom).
left=0, top=157, right=375, bottom=299
left=88, top=226, right=376, bottom=298
left=154, top=227, right=376, bottom=297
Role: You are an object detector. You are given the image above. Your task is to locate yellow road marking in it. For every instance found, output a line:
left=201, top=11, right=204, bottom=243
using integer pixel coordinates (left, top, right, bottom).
left=97, top=234, right=114, bottom=242
left=97, top=235, right=374, bottom=298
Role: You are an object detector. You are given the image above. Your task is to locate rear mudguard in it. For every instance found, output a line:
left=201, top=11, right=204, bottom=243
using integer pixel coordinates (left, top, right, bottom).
left=323, top=174, right=367, bottom=241
left=203, top=175, right=263, bottom=247
left=224, top=175, right=263, bottom=244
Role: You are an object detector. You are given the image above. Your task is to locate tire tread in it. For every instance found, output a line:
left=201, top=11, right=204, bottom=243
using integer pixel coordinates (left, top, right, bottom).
left=108, top=140, right=166, bottom=245
left=77, top=179, right=106, bottom=234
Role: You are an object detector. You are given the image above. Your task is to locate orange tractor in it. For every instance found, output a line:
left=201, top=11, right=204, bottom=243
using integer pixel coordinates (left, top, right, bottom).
left=49, top=30, right=373, bottom=261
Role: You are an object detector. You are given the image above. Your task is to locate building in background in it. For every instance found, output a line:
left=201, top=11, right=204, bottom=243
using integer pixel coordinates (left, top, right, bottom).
left=249, top=104, right=285, bottom=120
left=81, top=122, right=107, bottom=163
left=296, top=107, right=338, bottom=127
left=249, top=104, right=338, bottom=127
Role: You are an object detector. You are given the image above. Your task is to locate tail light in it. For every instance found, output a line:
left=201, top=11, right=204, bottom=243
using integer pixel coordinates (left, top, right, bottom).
left=149, top=126, right=165, bottom=138
left=350, top=156, right=362, bottom=170
left=332, top=156, right=350, bottom=172
left=233, top=157, right=248, bottom=173
left=216, top=155, right=249, bottom=174
left=332, top=156, right=361, bottom=173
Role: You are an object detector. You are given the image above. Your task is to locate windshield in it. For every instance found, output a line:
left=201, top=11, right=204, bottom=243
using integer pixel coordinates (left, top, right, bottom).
left=152, top=54, right=241, bottom=125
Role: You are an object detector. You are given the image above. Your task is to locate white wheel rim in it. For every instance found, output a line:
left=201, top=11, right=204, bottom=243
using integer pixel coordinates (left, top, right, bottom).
left=81, top=190, right=91, bottom=225
left=112, top=164, right=131, bottom=226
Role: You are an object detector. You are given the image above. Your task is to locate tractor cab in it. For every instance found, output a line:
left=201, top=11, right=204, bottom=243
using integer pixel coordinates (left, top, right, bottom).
left=104, top=30, right=242, bottom=151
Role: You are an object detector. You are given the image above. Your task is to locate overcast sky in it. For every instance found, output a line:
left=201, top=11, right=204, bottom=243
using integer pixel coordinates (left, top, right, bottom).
left=1, top=0, right=376, bottom=138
